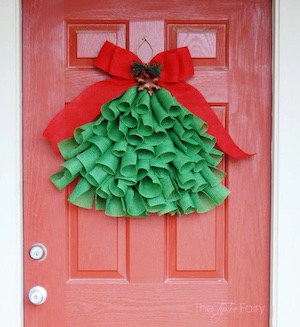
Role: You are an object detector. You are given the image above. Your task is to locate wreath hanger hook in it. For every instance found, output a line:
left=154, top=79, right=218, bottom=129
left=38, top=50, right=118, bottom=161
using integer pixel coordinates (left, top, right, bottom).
left=136, top=35, right=154, bottom=61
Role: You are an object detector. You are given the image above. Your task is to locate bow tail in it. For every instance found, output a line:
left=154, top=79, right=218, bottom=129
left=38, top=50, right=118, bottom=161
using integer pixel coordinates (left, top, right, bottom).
left=43, top=77, right=135, bottom=153
left=162, top=81, right=253, bottom=159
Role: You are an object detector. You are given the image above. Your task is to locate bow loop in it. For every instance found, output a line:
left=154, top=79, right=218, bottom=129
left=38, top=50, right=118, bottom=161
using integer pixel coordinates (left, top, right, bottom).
left=94, top=41, right=142, bottom=79
left=150, top=47, right=194, bottom=82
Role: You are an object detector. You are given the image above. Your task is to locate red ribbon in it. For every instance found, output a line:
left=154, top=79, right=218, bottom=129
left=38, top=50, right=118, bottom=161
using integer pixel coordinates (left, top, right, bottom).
left=44, top=41, right=252, bottom=159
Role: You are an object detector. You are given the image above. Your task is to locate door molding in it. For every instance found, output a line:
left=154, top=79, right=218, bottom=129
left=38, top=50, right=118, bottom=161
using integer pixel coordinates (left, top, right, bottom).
left=0, top=0, right=299, bottom=326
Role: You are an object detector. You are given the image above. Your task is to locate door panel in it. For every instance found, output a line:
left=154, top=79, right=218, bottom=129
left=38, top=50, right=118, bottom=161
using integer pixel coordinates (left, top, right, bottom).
left=23, top=0, right=271, bottom=326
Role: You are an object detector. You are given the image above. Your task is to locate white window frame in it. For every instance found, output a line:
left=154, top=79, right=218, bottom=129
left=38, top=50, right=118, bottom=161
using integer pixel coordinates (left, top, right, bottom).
left=0, top=0, right=299, bottom=326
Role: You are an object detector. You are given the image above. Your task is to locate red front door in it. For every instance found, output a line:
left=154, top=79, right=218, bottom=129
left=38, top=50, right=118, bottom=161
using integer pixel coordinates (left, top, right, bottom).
left=23, top=0, right=272, bottom=326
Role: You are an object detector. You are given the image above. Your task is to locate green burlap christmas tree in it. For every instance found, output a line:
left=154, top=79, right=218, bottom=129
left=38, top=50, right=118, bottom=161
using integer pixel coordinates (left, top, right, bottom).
left=50, top=86, right=229, bottom=217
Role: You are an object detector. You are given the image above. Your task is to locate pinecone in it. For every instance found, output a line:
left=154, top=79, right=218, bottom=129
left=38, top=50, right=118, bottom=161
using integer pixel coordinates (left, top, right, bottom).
left=132, top=62, right=162, bottom=96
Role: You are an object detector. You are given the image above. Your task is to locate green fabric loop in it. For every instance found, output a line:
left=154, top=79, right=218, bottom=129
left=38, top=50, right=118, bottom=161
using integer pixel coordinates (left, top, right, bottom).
left=107, top=120, right=125, bottom=142
left=109, top=179, right=128, bottom=197
left=179, top=192, right=196, bottom=214
left=74, top=123, right=94, bottom=144
left=181, top=137, right=200, bottom=156
left=96, top=148, right=120, bottom=175
left=125, top=188, right=147, bottom=217
left=58, top=138, right=90, bottom=160
left=201, top=165, right=226, bottom=187
left=183, top=128, right=195, bottom=139
left=118, top=119, right=128, bottom=138
left=166, top=182, right=180, bottom=202
left=51, top=86, right=229, bottom=217
left=92, top=119, right=108, bottom=137
left=192, top=154, right=206, bottom=172
left=69, top=178, right=95, bottom=209
left=199, top=149, right=223, bottom=166
left=210, top=148, right=224, bottom=162
left=84, top=172, right=100, bottom=187
left=196, top=192, right=218, bottom=213
left=137, top=159, right=150, bottom=181
left=95, top=195, right=106, bottom=210
left=96, top=176, right=112, bottom=199
left=101, top=100, right=121, bottom=121
left=112, top=140, right=128, bottom=157
left=150, top=93, right=175, bottom=128
left=158, top=201, right=178, bottom=216
left=136, top=90, right=150, bottom=114
left=192, top=173, right=208, bottom=192
left=181, top=117, right=196, bottom=138
left=150, top=159, right=169, bottom=178
left=137, top=111, right=154, bottom=136
left=62, top=158, right=83, bottom=179
left=118, top=86, right=137, bottom=112
left=155, top=138, right=176, bottom=163
left=177, top=172, right=196, bottom=190
left=172, top=149, right=194, bottom=174
left=191, top=115, right=207, bottom=131
left=136, top=144, right=155, bottom=159
left=50, top=168, right=75, bottom=190
left=105, top=197, right=126, bottom=217
left=116, top=171, right=136, bottom=186
left=156, top=88, right=181, bottom=117
left=139, top=170, right=162, bottom=198
left=195, top=131, right=216, bottom=151
left=168, top=130, right=188, bottom=154
left=76, top=145, right=101, bottom=173
left=120, top=151, right=137, bottom=177
left=89, top=135, right=113, bottom=154
left=147, top=195, right=166, bottom=212
left=88, top=165, right=108, bottom=185
left=177, top=107, right=194, bottom=126
left=203, top=184, right=230, bottom=206
left=121, top=108, right=138, bottom=128
left=144, top=118, right=167, bottom=146
left=109, top=179, right=123, bottom=197
left=127, top=128, right=144, bottom=146
left=173, top=120, right=185, bottom=138
left=160, top=176, right=176, bottom=199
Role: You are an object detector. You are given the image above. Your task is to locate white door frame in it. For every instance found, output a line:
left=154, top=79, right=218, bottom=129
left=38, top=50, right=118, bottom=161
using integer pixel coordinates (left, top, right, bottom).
left=270, top=0, right=300, bottom=326
left=0, top=0, right=299, bottom=326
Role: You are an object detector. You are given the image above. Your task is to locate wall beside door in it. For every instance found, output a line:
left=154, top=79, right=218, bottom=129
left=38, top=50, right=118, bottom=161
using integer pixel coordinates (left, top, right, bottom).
left=0, top=0, right=23, bottom=326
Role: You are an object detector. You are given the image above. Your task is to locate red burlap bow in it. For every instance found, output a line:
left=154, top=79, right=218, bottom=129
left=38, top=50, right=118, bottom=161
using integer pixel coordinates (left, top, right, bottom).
left=43, top=41, right=251, bottom=159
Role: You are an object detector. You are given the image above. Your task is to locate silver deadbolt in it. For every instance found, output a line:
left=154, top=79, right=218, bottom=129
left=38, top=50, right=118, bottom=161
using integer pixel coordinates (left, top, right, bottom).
left=28, top=286, right=47, bottom=305
left=29, top=243, right=47, bottom=261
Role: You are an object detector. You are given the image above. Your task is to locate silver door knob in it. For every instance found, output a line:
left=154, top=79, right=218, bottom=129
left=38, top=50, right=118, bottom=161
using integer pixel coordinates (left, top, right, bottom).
left=28, top=286, right=47, bottom=305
